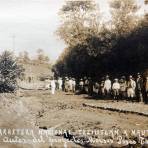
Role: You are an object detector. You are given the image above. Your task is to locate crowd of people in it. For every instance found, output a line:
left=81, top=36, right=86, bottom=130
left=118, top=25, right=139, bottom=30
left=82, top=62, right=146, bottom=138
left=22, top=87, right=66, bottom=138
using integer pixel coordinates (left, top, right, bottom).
left=45, top=73, right=148, bottom=104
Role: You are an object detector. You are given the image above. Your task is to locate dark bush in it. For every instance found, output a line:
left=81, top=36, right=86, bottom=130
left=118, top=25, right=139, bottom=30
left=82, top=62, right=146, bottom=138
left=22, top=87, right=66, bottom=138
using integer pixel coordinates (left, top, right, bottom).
left=0, top=51, right=24, bottom=92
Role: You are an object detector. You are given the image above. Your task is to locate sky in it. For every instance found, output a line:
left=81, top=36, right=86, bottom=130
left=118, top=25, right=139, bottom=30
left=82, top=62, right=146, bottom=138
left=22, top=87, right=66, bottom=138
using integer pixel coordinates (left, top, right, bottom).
left=0, top=0, right=146, bottom=61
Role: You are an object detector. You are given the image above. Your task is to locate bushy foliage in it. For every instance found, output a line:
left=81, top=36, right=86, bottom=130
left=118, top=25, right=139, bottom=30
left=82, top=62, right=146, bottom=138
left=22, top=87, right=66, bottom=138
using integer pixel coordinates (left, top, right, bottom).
left=54, top=0, right=148, bottom=78
left=0, top=51, right=24, bottom=92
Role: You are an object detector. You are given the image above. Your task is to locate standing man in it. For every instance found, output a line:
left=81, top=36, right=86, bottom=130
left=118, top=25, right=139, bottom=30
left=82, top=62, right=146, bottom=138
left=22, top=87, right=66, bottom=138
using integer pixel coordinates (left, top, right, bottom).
left=94, top=81, right=100, bottom=95
left=64, top=77, right=69, bottom=92
left=119, top=76, right=127, bottom=100
left=57, top=77, right=63, bottom=91
left=112, top=79, right=120, bottom=100
left=79, top=78, right=84, bottom=93
left=136, top=73, right=144, bottom=102
left=84, top=77, right=89, bottom=94
left=100, top=77, right=105, bottom=97
left=104, top=75, right=112, bottom=98
left=72, top=78, right=76, bottom=93
left=68, top=77, right=73, bottom=92
left=144, top=76, right=148, bottom=104
left=88, top=77, right=93, bottom=96
left=50, top=77, right=56, bottom=95
left=127, top=75, right=136, bottom=102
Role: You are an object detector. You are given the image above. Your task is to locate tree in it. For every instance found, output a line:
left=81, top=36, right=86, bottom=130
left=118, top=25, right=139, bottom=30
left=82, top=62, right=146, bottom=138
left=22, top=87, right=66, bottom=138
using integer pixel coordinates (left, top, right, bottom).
left=103, top=0, right=146, bottom=74
left=44, top=56, right=50, bottom=63
left=23, top=51, right=30, bottom=63
left=36, top=49, right=50, bottom=64
left=110, top=0, right=140, bottom=37
left=0, top=51, right=24, bottom=92
left=57, top=0, right=100, bottom=47
left=37, top=49, right=44, bottom=63
left=54, top=0, right=146, bottom=78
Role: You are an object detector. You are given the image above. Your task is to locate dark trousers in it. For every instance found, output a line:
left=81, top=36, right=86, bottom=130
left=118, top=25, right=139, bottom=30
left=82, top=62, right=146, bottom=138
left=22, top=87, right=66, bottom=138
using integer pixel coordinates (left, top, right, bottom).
left=136, top=89, right=143, bottom=102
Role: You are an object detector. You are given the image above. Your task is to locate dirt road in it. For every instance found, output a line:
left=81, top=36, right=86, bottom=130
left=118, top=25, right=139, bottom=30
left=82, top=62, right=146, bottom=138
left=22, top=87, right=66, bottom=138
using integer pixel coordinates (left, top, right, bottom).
left=0, top=90, right=148, bottom=148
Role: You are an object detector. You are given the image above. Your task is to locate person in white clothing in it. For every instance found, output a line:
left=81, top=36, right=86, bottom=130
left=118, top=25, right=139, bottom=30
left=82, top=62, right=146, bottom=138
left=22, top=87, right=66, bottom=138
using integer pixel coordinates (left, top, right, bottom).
left=79, top=79, right=84, bottom=93
left=57, top=77, right=63, bottom=90
left=68, top=78, right=73, bottom=91
left=104, top=75, right=111, bottom=97
left=64, top=78, right=69, bottom=92
left=50, top=77, right=56, bottom=95
left=127, top=75, right=136, bottom=101
left=72, top=78, right=76, bottom=93
left=112, top=79, right=120, bottom=100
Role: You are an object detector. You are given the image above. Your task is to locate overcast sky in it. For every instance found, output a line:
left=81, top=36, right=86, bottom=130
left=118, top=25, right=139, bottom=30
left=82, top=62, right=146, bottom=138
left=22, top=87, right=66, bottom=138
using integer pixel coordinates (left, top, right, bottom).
left=0, top=0, right=146, bottom=61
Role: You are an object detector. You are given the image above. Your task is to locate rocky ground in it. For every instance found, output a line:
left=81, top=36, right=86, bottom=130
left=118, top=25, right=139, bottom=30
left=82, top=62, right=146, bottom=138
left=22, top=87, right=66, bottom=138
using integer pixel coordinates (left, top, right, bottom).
left=0, top=89, right=147, bottom=148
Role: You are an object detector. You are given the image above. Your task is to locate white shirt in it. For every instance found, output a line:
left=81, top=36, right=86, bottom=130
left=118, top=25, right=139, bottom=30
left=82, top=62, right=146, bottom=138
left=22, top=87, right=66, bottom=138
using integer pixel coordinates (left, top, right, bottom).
left=79, top=81, right=84, bottom=86
left=128, top=80, right=136, bottom=90
left=69, top=79, right=73, bottom=90
left=58, top=79, right=63, bottom=85
left=72, top=80, right=76, bottom=86
left=104, top=79, right=111, bottom=90
left=50, top=80, right=56, bottom=88
left=112, top=82, right=120, bottom=90
left=69, top=79, right=73, bottom=86
left=130, top=79, right=136, bottom=90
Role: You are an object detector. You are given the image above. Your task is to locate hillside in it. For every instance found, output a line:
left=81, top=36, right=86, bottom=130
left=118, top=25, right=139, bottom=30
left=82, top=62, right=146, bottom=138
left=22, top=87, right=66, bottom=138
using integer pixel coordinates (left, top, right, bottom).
left=22, top=63, right=52, bottom=79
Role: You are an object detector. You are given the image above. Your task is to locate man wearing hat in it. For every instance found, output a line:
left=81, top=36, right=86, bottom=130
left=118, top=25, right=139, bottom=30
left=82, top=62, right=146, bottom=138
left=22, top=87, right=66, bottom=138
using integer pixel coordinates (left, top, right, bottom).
left=136, top=73, right=144, bottom=102
left=57, top=77, right=63, bottom=91
left=79, top=78, right=84, bottom=93
left=144, top=76, right=148, bottom=104
left=68, top=77, right=73, bottom=92
left=104, top=75, right=111, bottom=98
left=50, top=77, right=56, bottom=95
left=112, top=78, right=120, bottom=100
left=64, top=77, right=69, bottom=92
left=119, top=76, right=127, bottom=100
left=84, top=77, right=89, bottom=94
left=127, top=75, right=136, bottom=102
left=72, top=78, right=76, bottom=93
left=100, top=77, right=105, bottom=97
left=88, top=77, right=93, bottom=96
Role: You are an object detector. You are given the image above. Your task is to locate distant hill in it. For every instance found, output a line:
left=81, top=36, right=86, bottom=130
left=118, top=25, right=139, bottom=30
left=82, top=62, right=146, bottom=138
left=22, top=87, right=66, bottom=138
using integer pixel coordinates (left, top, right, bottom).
left=21, top=63, right=53, bottom=81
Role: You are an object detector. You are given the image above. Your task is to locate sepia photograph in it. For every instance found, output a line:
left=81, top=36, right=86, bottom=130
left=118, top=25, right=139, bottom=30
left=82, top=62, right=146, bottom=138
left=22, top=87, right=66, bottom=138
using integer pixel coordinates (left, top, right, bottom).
left=0, top=0, right=147, bottom=147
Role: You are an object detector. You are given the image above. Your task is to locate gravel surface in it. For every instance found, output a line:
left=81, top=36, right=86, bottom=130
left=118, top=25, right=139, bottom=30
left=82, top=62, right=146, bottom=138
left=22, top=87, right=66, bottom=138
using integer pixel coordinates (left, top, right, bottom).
left=0, top=90, right=147, bottom=148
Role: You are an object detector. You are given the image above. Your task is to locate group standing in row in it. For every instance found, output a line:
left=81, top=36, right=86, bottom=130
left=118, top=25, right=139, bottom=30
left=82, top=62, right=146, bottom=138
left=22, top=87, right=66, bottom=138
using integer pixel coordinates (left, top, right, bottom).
left=45, top=73, right=148, bottom=104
